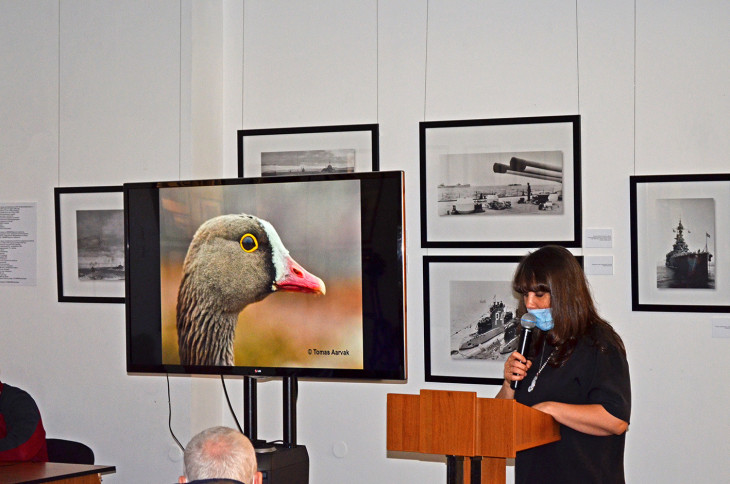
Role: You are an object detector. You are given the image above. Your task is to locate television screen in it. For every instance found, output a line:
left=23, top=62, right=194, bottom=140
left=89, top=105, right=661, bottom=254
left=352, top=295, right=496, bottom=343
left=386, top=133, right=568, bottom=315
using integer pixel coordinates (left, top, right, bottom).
left=124, top=171, right=406, bottom=380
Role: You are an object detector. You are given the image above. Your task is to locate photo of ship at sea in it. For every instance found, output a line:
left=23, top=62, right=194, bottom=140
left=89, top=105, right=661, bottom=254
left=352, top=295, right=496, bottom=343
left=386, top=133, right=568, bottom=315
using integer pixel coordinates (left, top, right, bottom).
left=76, top=209, right=125, bottom=281
left=261, top=149, right=355, bottom=176
left=655, top=198, right=715, bottom=289
left=436, top=150, right=563, bottom=216
left=449, top=280, right=521, bottom=361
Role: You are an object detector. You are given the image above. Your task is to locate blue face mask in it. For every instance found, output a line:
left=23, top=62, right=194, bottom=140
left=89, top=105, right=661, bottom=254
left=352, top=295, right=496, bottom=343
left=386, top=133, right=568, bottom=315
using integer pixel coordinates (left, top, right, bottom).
left=527, top=308, right=554, bottom=331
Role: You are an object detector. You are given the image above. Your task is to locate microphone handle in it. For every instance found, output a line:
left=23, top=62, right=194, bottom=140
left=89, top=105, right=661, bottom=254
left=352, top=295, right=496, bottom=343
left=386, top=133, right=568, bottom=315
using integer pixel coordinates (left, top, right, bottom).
left=510, top=327, right=532, bottom=391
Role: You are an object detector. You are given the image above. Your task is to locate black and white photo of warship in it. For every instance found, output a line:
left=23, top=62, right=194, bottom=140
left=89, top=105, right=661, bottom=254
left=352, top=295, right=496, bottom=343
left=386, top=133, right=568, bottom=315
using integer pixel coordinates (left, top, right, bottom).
left=659, top=218, right=714, bottom=289
left=451, top=297, right=520, bottom=360
left=76, top=209, right=125, bottom=281
left=261, top=149, right=355, bottom=176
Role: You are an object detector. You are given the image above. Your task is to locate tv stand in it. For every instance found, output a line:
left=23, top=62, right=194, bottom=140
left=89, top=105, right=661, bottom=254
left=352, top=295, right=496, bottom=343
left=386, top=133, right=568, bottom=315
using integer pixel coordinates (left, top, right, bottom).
left=244, top=376, right=309, bottom=484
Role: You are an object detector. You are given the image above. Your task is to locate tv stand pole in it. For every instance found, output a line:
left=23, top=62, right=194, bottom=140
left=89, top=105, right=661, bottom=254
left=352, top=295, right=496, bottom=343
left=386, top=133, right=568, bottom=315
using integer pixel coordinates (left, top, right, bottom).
left=243, top=375, right=310, bottom=484
left=243, top=376, right=268, bottom=448
left=283, top=376, right=297, bottom=447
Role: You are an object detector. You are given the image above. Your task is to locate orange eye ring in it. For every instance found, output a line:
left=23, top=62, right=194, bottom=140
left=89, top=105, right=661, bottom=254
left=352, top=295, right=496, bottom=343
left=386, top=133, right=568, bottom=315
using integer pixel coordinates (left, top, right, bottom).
left=240, top=234, right=258, bottom=252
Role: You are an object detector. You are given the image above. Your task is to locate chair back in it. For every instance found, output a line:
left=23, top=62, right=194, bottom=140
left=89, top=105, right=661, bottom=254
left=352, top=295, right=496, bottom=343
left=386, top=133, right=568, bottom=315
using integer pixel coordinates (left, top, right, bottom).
left=45, top=438, right=95, bottom=465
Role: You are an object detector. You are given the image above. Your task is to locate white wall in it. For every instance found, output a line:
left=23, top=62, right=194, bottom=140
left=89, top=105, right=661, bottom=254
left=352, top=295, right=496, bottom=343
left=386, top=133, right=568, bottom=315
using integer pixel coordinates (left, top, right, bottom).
left=1, top=1, right=729, bottom=483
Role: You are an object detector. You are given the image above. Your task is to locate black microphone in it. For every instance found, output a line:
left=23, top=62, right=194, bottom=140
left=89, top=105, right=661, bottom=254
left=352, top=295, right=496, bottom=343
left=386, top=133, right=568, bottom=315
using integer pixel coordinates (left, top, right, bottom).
left=510, top=313, right=537, bottom=391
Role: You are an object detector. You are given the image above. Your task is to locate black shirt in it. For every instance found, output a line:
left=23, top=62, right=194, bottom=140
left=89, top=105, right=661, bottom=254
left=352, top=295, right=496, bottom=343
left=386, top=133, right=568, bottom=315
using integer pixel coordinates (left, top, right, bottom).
left=515, top=335, right=631, bottom=484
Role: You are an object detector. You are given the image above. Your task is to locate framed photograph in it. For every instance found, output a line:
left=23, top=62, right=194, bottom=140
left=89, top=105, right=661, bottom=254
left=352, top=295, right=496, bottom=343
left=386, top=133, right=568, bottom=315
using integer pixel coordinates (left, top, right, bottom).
left=54, top=186, right=125, bottom=303
left=238, top=124, right=379, bottom=177
left=420, top=115, right=581, bottom=248
left=424, top=255, right=525, bottom=385
left=630, top=174, right=729, bottom=312
left=424, top=254, right=583, bottom=385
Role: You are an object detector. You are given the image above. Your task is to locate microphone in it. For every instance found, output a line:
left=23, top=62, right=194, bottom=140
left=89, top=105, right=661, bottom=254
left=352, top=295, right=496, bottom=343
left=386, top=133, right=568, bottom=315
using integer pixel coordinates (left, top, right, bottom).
left=510, top=313, right=537, bottom=391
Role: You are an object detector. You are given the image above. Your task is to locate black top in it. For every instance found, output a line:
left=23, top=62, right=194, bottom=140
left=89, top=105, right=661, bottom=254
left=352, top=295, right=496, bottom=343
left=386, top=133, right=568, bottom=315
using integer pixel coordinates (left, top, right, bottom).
left=515, top=334, right=631, bottom=484
left=0, top=381, right=48, bottom=462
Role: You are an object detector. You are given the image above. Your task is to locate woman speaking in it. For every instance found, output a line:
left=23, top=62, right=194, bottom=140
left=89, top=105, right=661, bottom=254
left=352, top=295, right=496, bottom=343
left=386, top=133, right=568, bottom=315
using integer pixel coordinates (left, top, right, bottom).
left=496, top=245, right=631, bottom=483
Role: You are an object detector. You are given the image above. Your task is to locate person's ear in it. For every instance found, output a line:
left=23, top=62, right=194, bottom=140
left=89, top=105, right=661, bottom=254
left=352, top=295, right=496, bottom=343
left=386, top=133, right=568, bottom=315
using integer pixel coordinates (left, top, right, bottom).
left=178, top=476, right=187, bottom=483
left=254, top=471, right=263, bottom=484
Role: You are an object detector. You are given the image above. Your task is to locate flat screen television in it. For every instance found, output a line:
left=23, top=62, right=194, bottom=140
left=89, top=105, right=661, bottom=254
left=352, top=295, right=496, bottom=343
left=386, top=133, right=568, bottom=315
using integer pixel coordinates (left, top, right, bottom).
left=124, top=171, right=406, bottom=380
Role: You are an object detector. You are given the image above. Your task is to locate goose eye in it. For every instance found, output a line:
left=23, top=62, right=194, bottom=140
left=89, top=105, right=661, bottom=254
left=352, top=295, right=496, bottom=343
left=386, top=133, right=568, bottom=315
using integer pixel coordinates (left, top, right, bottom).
left=239, top=234, right=258, bottom=252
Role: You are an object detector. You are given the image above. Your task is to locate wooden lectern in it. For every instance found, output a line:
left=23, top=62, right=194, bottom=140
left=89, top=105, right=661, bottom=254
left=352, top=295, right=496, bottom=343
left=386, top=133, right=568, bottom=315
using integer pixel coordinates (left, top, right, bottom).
left=387, top=390, right=560, bottom=484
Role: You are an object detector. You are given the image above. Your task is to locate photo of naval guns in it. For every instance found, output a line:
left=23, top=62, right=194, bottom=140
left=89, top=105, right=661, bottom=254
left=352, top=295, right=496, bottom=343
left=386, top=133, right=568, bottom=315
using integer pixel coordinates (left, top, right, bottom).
left=438, top=156, right=563, bottom=216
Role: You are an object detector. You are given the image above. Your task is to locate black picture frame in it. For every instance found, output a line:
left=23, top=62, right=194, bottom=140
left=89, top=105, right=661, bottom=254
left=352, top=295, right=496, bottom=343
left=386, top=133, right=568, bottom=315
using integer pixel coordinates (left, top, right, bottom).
left=420, top=115, right=582, bottom=248
left=630, top=173, right=729, bottom=312
left=54, top=185, right=125, bottom=303
left=424, top=253, right=584, bottom=385
left=423, top=255, right=524, bottom=385
left=238, top=123, right=379, bottom=178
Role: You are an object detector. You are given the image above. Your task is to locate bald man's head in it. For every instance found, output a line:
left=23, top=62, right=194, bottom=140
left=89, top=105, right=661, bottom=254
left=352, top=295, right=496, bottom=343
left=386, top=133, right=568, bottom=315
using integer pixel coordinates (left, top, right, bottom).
left=183, top=427, right=258, bottom=483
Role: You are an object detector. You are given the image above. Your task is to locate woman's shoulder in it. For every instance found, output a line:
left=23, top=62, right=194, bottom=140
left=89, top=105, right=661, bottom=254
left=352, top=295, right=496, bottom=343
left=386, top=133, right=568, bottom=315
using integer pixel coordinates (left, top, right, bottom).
left=581, top=322, right=626, bottom=355
left=570, top=326, right=629, bottom=381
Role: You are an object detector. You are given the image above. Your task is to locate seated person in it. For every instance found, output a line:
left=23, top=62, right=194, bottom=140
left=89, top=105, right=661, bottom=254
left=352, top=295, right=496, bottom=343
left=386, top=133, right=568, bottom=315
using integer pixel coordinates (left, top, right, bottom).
left=0, top=380, right=48, bottom=462
left=179, top=426, right=262, bottom=484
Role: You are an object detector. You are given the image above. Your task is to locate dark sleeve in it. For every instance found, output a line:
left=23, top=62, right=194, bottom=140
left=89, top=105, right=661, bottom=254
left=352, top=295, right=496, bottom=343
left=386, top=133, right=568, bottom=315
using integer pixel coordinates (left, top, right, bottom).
left=0, top=387, right=46, bottom=460
left=587, top=344, right=631, bottom=423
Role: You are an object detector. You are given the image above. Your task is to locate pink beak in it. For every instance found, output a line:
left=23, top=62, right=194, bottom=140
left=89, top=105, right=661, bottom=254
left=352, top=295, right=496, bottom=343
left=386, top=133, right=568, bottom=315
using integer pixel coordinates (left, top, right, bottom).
left=274, top=255, right=326, bottom=295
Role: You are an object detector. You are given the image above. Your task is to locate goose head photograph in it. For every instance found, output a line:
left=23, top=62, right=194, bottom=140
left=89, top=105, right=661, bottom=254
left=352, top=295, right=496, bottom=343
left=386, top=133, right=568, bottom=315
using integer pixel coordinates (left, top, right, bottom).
left=176, top=214, right=326, bottom=366
left=157, top=179, right=365, bottom=370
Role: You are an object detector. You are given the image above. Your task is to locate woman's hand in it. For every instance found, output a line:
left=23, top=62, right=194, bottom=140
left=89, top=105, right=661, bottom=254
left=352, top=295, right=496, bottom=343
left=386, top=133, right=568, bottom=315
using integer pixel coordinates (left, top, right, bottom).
left=495, top=351, right=532, bottom=399
left=505, top=350, right=532, bottom=383
left=532, top=401, right=629, bottom=436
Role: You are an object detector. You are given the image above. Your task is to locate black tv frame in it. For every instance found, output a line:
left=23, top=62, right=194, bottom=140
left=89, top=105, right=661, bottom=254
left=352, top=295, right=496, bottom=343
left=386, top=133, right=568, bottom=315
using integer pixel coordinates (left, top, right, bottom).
left=124, top=171, right=406, bottom=381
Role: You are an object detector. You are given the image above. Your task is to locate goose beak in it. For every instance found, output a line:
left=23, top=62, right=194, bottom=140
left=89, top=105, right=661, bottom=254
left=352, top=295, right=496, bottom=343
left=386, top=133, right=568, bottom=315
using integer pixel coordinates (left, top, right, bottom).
left=274, top=255, right=326, bottom=295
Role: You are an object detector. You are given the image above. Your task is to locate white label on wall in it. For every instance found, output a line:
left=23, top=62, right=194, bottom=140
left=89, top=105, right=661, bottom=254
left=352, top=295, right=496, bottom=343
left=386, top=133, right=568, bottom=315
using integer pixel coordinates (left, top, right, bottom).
left=584, top=228, right=613, bottom=248
left=0, top=202, right=37, bottom=286
left=585, top=255, right=613, bottom=275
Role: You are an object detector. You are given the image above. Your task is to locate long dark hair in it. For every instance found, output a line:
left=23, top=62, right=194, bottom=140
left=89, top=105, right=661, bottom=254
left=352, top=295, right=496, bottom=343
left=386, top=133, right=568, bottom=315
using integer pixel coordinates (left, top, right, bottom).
left=512, top=245, right=625, bottom=366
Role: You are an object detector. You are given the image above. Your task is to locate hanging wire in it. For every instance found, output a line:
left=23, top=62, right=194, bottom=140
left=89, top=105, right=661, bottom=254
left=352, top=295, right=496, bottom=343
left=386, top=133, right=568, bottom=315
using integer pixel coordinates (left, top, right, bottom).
left=423, top=0, right=430, bottom=121
left=57, top=0, right=61, bottom=186
left=242, top=1, right=246, bottom=129
left=632, top=0, right=637, bottom=175
left=376, top=0, right=379, bottom=123
left=575, top=0, right=581, bottom=112
left=178, top=0, right=183, bottom=180
left=221, top=375, right=244, bottom=433
left=167, top=373, right=185, bottom=451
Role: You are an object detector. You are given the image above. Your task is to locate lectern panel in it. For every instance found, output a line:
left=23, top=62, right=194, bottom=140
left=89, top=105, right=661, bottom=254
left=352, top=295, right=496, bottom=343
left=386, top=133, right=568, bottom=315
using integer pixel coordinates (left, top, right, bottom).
left=386, top=390, right=560, bottom=484
left=476, top=398, right=517, bottom=457
left=418, top=390, right=477, bottom=456
left=386, top=393, right=420, bottom=452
